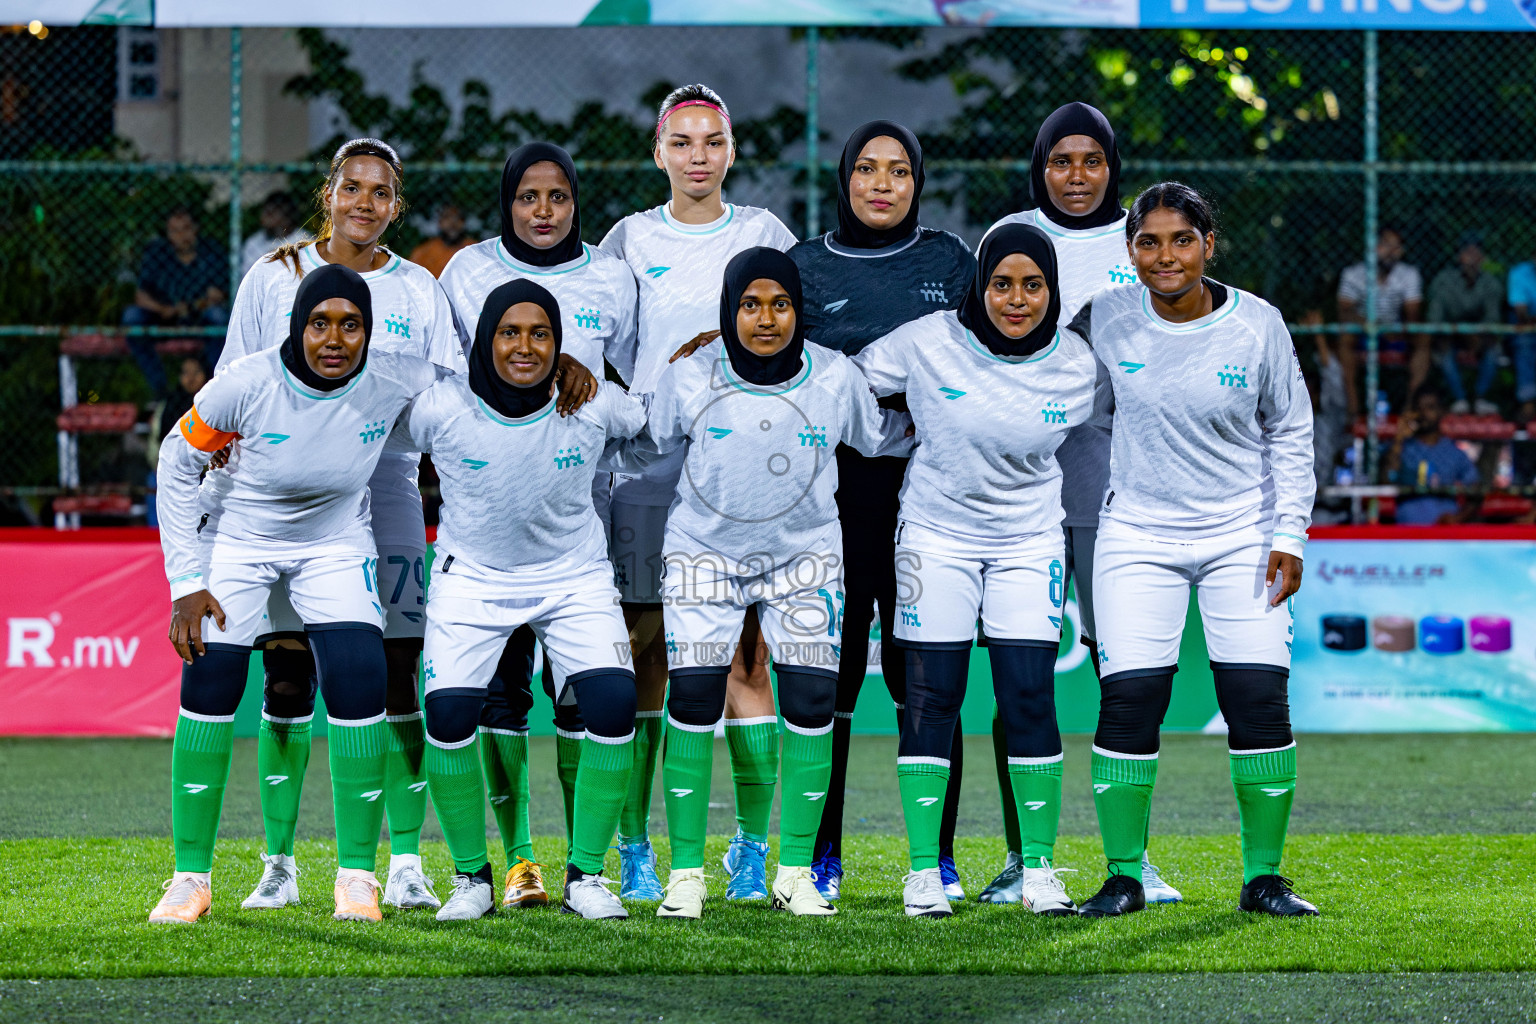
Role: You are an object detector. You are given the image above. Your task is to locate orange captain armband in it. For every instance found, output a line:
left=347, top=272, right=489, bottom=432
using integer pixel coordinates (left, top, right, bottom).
left=179, top=406, right=238, bottom=453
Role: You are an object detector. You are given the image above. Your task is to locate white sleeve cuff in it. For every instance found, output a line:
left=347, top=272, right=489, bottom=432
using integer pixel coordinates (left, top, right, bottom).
left=168, top=573, right=206, bottom=601
left=1271, top=531, right=1307, bottom=560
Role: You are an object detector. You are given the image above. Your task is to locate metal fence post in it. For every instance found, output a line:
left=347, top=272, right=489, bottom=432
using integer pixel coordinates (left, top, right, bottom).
left=805, top=25, right=820, bottom=239
left=1363, top=29, right=1380, bottom=505
left=228, top=26, right=244, bottom=302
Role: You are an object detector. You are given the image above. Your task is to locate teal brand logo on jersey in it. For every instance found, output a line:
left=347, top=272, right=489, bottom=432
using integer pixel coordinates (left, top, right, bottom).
left=706, top=427, right=732, bottom=439
left=1040, top=401, right=1068, bottom=425
left=645, top=266, right=670, bottom=278
left=1107, top=264, right=1137, bottom=285
left=553, top=446, right=585, bottom=469
left=384, top=313, right=411, bottom=339
left=1217, top=364, right=1249, bottom=388
left=573, top=307, right=602, bottom=331
left=798, top=425, right=828, bottom=447
left=259, top=433, right=289, bottom=444
left=919, top=282, right=947, bottom=303
left=461, top=458, right=488, bottom=470
left=1118, top=361, right=1145, bottom=373
left=358, top=420, right=388, bottom=443
left=939, top=387, right=966, bottom=400
left=823, top=299, right=849, bottom=313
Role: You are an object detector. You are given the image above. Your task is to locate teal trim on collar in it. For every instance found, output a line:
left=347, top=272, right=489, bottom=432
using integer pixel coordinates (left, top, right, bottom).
left=717, top=346, right=812, bottom=394
left=281, top=360, right=367, bottom=400
left=1140, top=285, right=1241, bottom=333
left=475, top=394, right=556, bottom=426
left=495, top=241, right=593, bottom=276
left=964, top=328, right=1060, bottom=364
left=662, top=203, right=736, bottom=236
left=1030, top=208, right=1127, bottom=240
left=301, top=243, right=402, bottom=281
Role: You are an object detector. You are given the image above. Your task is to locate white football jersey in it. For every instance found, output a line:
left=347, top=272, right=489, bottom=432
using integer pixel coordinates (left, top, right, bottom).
left=159, top=348, right=439, bottom=599
left=218, top=243, right=466, bottom=549
left=389, top=376, right=646, bottom=591
left=438, top=239, right=639, bottom=383
left=641, top=341, right=884, bottom=572
left=1073, top=282, right=1315, bottom=558
left=852, top=310, right=1100, bottom=559
left=600, top=202, right=797, bottom=506
left=986, top=208, right=1134, bottom=527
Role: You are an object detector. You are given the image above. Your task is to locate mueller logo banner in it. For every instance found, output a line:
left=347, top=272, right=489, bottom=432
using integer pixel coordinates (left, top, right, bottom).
left=1, top=532, right=180, bottom=736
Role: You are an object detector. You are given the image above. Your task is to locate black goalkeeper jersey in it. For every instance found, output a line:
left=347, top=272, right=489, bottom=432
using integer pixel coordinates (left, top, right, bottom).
left=788, top=228, right=976, bottom=357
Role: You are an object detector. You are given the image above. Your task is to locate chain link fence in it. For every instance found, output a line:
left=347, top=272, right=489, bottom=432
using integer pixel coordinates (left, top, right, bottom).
left=3, top=24, right=1534, bottom=525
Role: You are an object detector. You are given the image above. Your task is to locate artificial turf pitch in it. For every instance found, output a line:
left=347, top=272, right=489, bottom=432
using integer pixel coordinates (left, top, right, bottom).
left=2, top=733, right=1533, bottom=1022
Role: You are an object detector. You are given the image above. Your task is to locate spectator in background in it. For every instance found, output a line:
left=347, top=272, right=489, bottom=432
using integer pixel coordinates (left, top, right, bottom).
left=1509, top=246, right=1536, bottom=423
left=1338, top=226, right=1423, bottom=412
left=238, top=192, right=308, bottom=278
left=1426, top=233, right=1503, bottom=416
left=122, top=206, right=228, bottom=397
left=1385, top=388, right=1481, bottom=525
left=408, top=203, right=471, bottom=278
left=144, top=355, right=209, bottom=527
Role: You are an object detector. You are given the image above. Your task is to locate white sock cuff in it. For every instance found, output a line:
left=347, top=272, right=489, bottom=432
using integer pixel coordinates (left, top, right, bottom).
left=1007, top=753, right=1065, bottom=766
left=478, top=726, right=529, bottom=738
left=1091, top=745, right=1158, bottom=760
left=586, top=729, right=636, bottom=745
left=261, top=711, right=314, bottom=726
left=328, top=712, right=386, bottom=728
left=666, top=714, right=719, bottom=733
left=426, top=732, right=477, bottom=751
left=783, top=720, right=833, bottom=737
left=555, top=727, right=587, bottom=741
left=723, top=716, right=778, bottom=728
left=178, top=708, right=235, bottom=724
left=897, top=755, right=950, bottom=769
left=385, top=712, right=423, bottom=724
left=634, top=709, right=665, bottom=719
left=1229, top=741, right=1297, bottom=756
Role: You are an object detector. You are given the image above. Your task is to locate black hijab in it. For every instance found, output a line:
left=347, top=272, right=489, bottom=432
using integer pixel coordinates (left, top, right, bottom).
left=833, top=120, right=925, bottom=250
left=281, top=263, right=372, bottom=392
left=1029, top=102, right=1123, bottom=231
left=719, top=247, right=805, bottom=387
left=499, top=142, right=583, bottom=268
left=471, top=279, right=563, bottom=419
left=958, top=223, right=1060, bottom=359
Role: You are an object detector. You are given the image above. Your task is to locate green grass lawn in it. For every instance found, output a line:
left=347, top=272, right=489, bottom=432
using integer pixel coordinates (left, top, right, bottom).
left=2, top=734, right=1533, bottom=1022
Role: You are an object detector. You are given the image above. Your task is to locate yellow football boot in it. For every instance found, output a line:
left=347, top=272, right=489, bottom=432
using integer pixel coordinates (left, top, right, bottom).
left=333, top=870, right=382, bottom=922
left=502, top=857, right=549, bottom=909
left=149, top=875, right=212, bottom=924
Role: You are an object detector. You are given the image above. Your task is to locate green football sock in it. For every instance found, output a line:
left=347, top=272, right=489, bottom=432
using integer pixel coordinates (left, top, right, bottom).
left=897, top=758, right=950, bottom=871
left=256, top=713, right=311, bottom=858
left=480, top=727, right=533, bottom=868
left=992, top=707, right=1022, bottom=855
left=425, top=735, right=489, bottom=874
left=1231, top=743, right=1297, bottom=883
left=327, top=717, right=388, bottom=872
left=171, top=711, right=236, bottom=874
left=725, top=717, right=778, bottom=844
left=778, top=723, right=833, bottom=868
left=1091, top=747, right=1157, bottom=879
left=661, top=720, right=715, bottom=870
left=618, top=711, right=663, bottom=843
left=1008, top=754, right=1063, bottom=867
left=383, top=712, right=426, bottom=856
left=555, top=727, right=584, bottom=855
left=570, top=733, right=635, bottom=875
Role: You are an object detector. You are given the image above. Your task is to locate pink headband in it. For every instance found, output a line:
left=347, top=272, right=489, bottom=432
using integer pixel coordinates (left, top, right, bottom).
left=656, top=100, right=732, bottom=142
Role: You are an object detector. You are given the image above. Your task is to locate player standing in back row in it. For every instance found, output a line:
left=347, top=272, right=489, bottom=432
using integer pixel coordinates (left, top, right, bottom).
left=977, top=104, right=1180, bottom=906
left=599, top=84, right=798, bottom=902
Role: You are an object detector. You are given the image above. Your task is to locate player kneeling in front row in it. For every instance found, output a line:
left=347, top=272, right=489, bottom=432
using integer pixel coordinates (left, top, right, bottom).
left=150, top=265, right=440, bottom=924
left=1073, top=183, right=1317, bottom=918
left=394, top=280, right=644, bottom=921
left=853, top=224, right=1099, bottom=919
left=637, top=248, right=889, bottom=919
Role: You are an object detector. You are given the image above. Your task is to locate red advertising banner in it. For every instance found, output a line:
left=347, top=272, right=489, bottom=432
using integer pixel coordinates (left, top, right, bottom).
left=0, top=529, right=182, bottom=736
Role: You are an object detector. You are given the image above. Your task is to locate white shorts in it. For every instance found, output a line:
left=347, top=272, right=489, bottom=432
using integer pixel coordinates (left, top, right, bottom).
left=662, top=553, right=843, bottom=673
left=422, top=560, right=630, bottom=702
left=610, top=500, right=667, bottom=605
left=1092, top=520, right=1295, bottom=676
left=892, top=529, right=1065, bottom=647
left=258, top=542, right=426, bottom=642
left=203, top=550, right=383, bottom=648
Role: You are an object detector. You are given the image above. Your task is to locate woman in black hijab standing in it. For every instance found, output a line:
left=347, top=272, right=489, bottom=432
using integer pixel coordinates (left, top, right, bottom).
left=789, top=120, right=975, bottom=902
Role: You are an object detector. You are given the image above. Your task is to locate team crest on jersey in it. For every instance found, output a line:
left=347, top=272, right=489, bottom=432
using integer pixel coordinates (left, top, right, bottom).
left=1107, top=264, right=1137, bottom=285
left=553, top=446, right=585, bottom=469
left=797, top=425, right=828, bottom=447
left=384, top=313, right=411, bottom=339
left=1217, top=364, right=1249, bottom=388
left=899, top=604, right=922, bottom=628
left=1040, top=401, right=1068, bottom=425
left=573, top=307, right=602, bottom=331
left=918, top=282, right=947, bottom=303
left=358, top=420, right=388, bottom=443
